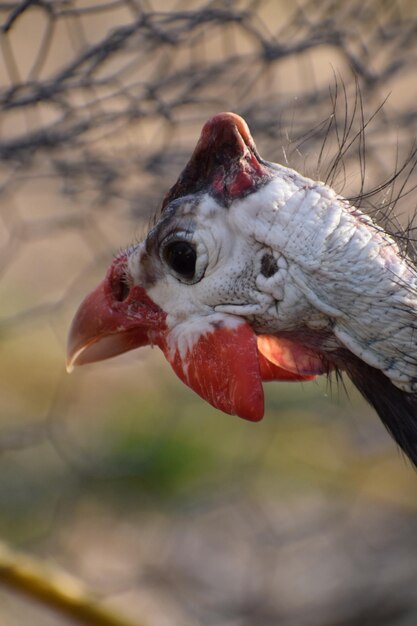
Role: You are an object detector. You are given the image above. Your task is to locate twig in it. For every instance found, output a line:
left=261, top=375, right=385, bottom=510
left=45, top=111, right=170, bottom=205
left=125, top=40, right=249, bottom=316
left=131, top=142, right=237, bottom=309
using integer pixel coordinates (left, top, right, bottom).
left=0, top=541, right=144, bottom=626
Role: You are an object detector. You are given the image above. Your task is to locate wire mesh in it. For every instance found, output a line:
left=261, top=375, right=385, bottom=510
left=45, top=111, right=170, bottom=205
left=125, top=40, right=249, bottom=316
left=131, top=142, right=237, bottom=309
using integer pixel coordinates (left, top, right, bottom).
left=1, top=1, right=417, bottom=625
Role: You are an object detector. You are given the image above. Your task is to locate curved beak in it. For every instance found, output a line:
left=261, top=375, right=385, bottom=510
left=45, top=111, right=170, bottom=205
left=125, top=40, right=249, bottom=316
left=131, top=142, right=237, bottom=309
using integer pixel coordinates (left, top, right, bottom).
left=66, top=257, right=166, bottom=372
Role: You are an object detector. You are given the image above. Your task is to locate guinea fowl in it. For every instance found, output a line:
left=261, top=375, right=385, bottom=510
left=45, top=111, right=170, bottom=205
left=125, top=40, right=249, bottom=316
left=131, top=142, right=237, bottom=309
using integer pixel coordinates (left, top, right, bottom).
left=67, top=112, right=417, bottom=466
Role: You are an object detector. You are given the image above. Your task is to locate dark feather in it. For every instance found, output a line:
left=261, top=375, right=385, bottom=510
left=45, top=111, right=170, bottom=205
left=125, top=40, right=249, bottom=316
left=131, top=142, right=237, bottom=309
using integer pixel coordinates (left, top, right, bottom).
left=341, top=353, right=417, bottom=467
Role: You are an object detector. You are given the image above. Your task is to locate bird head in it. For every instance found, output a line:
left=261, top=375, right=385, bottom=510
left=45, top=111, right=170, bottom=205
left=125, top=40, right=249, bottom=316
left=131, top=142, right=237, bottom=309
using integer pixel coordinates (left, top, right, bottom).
left=67, top=113, right=326, bottom=421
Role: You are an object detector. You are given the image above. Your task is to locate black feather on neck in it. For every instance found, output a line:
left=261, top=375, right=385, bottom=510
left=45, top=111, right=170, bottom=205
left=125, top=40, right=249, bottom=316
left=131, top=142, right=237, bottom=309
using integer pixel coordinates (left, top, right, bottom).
left=340, top=353, right=417, bottom=467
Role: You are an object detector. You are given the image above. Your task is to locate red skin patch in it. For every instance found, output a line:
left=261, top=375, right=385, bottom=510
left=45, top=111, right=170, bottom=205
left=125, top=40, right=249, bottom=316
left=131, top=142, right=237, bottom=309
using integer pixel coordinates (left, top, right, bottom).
left=257, top=353, right=317, bottom=382
left=161, top=321, right=265, bottom=421
left=257, top=335, right=328, bottom=377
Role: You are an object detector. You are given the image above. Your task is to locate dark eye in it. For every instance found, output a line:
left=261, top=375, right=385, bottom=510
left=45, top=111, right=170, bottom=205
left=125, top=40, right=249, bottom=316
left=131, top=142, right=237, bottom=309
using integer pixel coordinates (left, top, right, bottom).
left=163, top=240, right=196, bottom=280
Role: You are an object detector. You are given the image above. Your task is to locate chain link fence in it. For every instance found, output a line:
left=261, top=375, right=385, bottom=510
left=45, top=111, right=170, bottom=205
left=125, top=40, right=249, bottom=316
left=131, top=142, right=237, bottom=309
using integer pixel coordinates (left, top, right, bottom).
left=1, top=1, right=417, bottom=625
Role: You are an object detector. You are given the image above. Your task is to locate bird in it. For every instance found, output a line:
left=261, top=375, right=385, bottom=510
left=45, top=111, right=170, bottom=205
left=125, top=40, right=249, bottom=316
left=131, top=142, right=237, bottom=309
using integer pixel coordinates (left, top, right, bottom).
left=67, top=112, right=417, bottom=466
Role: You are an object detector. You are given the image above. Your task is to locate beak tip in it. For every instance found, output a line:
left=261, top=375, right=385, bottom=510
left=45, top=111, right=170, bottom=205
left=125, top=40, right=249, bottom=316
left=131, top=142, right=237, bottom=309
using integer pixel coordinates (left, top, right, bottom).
left=65, top=343, right=87, bottom=373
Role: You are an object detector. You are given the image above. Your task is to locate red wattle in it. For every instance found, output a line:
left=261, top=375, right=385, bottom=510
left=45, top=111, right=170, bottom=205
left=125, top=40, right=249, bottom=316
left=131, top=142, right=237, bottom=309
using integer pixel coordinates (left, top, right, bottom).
left=159, top=321, right=324, bottom=421
left=257, top=335, right=327, bottom=377
left=161, top=320, right=265, bottom=421
left=258, top=353, right=316, bottom=382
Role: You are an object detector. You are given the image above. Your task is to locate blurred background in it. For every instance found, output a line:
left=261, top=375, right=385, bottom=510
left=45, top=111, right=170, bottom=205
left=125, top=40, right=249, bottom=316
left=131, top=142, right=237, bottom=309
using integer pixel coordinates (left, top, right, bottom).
left=1, top=1, right=417, bottom=624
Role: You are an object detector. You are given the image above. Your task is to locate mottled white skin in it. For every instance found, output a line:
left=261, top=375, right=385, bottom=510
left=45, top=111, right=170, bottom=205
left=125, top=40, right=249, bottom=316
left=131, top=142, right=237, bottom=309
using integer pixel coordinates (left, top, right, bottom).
left=128, top=163, right=417, bottom=393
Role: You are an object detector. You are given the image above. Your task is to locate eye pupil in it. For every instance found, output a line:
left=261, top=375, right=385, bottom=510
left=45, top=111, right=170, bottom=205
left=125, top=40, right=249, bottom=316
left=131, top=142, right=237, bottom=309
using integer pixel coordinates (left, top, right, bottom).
left=163, top=240, right=196, bottom=280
